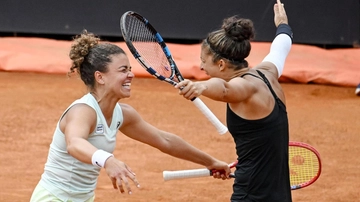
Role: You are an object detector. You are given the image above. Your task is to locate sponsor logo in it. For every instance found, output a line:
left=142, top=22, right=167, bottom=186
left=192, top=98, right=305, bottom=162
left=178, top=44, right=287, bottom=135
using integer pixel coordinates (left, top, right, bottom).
left=116, top=121, right=121, bottom=129
left=96, top=124, right=104, bottom=134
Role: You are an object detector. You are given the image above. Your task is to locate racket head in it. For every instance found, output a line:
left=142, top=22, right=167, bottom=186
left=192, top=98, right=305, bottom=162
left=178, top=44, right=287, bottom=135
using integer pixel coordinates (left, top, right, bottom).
left=120, top=11, right=182, bottom=85
left=289, top=141, right=322, bottom=190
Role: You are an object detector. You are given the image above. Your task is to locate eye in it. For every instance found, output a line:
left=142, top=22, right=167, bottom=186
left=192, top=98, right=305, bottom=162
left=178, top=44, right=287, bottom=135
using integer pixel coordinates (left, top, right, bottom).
left=119, top=66, right=131, bottom=73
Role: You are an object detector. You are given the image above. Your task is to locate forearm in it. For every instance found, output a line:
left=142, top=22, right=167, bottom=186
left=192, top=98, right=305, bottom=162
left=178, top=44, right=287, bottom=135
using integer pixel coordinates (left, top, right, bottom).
left=262, top=25, right=292, bottom=78
left=66, top=137, right=98, bottom=164
left=159, top=134, right=216, bottom=167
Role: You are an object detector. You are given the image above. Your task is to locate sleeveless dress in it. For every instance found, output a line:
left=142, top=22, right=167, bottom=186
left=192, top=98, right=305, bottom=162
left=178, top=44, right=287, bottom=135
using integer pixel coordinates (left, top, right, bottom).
left=228, top=70, right=292, bottom=202
left=37, top=93, right=123, bottom=202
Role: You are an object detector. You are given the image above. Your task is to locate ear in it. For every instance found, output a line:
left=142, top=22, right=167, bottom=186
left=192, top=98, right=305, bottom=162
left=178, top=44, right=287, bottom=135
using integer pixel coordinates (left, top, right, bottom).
left=94, top=71, right=105, bottom=84
left=218, top=59, right=226, bottom=71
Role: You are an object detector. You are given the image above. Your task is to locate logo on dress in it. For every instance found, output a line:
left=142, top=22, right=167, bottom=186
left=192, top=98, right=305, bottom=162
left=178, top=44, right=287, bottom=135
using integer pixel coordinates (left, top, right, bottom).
left=96, top=124, right=104, bottom=134
left=116, top=121, right=121, bottom=129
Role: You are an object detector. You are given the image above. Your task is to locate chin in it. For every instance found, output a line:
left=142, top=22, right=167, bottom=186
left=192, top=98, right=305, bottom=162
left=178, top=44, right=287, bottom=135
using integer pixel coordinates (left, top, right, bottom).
left=118, top=91, right=131, bottom=99
left=123, top=93, right=131, bottom=98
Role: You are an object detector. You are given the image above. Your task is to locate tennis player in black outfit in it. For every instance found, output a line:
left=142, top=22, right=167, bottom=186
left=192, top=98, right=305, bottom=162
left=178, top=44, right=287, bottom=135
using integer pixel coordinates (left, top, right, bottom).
left=176, top=0, right=293, bottom=201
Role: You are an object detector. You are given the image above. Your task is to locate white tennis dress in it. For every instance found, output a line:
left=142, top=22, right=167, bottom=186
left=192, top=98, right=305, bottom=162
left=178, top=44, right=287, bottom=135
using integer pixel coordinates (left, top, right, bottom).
left=34, top=93, right=123, bottom=202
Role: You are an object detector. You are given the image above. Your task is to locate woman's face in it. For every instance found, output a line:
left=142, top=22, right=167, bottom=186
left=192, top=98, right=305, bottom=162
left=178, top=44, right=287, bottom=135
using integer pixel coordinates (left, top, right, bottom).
left=101, top=53, right=134, bottom=99
left=200, top=47, right=220, bottom=77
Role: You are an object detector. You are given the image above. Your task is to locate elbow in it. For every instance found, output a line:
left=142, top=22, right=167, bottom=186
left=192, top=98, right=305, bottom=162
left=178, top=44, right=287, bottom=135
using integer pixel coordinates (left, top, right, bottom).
left=222, top=87, right=230, bottom=100
left=157, top=133, right=180, bottom=155
left=66, top=138, right=77, bottom=155
left=157, top=137, right=172, bottom=154
left=66, top=144, right=74, bottom=156
left=215, top=86, right=230, bottom=102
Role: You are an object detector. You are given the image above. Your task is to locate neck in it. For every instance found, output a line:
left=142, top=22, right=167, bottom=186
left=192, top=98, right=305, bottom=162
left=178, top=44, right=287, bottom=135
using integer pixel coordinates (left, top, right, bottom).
left=90, top=91, right=102, bottom=103
left=227, top=67, right=250, bottom=80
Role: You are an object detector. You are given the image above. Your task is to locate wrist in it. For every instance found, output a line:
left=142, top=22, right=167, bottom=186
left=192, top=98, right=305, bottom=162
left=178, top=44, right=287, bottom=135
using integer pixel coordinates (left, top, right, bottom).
left=276, top=24, right=293, bottom=41
left=200, top=83, right=208, bottom=94
left=91, top=149, right=114, bottom=168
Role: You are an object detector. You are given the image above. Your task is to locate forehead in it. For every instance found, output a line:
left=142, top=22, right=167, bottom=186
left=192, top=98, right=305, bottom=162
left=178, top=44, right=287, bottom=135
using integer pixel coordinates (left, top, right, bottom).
left=200, top=46, right=212, bottom=59
left=109, top=53, right=130, bottom=66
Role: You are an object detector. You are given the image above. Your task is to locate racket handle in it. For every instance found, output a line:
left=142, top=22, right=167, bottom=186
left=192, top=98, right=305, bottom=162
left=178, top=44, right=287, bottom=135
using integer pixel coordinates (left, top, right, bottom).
left=191, top=97, right=228, bottom=135
left=163, top=168, right=210, bottom=181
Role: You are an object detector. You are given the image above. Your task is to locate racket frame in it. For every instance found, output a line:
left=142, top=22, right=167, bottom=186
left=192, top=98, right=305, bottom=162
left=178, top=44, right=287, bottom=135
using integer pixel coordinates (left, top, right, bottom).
left=120, top=11, right=228, bottom=135
left=120, top=11, right=180, bottom=84
left=288, top=141, right=322, bottom=190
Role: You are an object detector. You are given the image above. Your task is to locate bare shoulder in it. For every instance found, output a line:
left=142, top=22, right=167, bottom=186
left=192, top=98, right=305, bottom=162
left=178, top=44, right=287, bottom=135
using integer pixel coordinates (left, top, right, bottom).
left=118, top=103, right=141, bottom=125
left=119, top=103, right=133, bottom=112
left=65, top=103, right=96, bottom=119
left=253, top=61, right=279, bottom=78
left=60, top=103, right=97, bottom=135
left=253, top=63, right=286, bottom=101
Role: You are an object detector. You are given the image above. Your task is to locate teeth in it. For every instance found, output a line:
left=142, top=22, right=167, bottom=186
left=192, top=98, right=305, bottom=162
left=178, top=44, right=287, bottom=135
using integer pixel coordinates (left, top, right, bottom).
left=123, top=83, right=131, bottom=87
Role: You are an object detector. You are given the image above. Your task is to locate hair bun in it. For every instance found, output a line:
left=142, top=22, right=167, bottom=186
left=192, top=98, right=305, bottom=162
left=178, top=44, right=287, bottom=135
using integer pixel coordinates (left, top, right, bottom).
left=222, top=16, right=255, bottom=41
left=69, top=30, right=100, bottom=74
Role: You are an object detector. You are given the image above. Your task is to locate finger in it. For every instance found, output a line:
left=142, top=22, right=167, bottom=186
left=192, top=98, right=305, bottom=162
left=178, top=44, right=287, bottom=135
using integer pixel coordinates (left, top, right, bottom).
left=277, top=0, right=285, bottom=13
left=111, top=178, right=117, bottom=189
left=177, top=84, right=188, bottom=93
left=125, top=165, right=136, bottom=176
left=212, top=171, right=221, bottom=178
left=124, top=167, right=141, bottom=188
left=122, top=178, right=132, bottom=195
left=275, top=0, right=280, bottom=10
left=116, top=178, right=125, bottom=193
left=183, top=90, right=195, bottom=100
left=174, top=82, right=182, bottom=89
left=175, top=80, right=188, bottom=89
left=129, top=175, right=141, bottom=188
left=274, top=2, right=280, bottom=14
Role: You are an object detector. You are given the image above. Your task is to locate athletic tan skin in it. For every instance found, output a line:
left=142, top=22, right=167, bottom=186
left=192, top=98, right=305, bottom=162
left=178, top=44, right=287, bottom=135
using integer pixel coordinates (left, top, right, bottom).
left=175, top=0, right=289, bottom=123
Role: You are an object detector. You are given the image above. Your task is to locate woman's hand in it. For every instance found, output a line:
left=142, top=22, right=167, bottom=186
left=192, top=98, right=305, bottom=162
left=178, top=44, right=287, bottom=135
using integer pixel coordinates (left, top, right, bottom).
left=175, top=79, right=206, bottom=100
left=207, top=160, right=232, bottom=180
left=104, top=157, right=141, bottom=194
left=274, top=0, right=289, bottom=27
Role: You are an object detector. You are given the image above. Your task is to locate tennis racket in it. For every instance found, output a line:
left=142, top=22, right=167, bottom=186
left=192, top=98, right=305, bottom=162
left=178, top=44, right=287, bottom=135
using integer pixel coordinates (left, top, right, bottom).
left=120, top=11, right=228, bottom=135
left=163, top=141, right=321, bottom=190
left=288, top=141, right=321, bottom=190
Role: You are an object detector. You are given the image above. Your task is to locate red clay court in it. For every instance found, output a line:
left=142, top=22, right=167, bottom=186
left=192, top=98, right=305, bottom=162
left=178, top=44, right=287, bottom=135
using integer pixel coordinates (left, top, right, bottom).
left=0, top=37, right=359, bottom=201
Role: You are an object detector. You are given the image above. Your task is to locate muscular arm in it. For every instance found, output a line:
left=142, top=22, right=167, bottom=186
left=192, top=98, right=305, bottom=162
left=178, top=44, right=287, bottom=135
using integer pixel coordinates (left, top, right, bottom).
left=61, top=104, right=98, bottom=164
left=119, top=104, right=225, bottom=169
left=177, top=77, right=256, bottom=103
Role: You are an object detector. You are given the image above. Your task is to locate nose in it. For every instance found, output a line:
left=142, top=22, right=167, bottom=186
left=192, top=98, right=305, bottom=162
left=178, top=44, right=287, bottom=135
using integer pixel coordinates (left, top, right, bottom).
left=128, top=71, right=135, bottom=78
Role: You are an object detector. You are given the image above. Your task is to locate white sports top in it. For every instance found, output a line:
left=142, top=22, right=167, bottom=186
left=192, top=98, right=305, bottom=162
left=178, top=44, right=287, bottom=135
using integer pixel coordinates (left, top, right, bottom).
left=39, top=93, right=123, bottom=202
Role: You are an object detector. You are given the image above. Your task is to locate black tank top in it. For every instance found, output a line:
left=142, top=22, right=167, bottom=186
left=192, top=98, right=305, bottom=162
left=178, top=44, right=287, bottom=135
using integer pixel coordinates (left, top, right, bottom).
left=227, top=70, right=292, bottom=202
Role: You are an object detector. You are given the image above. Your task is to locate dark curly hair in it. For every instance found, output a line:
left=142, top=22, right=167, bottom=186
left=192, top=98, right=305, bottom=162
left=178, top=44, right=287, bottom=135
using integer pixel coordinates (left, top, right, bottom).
left=68, top=30, right=126, bottom=89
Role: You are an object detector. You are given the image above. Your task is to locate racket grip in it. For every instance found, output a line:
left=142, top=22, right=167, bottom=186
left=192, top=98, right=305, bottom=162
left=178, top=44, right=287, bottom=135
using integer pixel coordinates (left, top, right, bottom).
left=191, top=98, right=228, bottom=135
left=163, top=168, right=210, bottom=181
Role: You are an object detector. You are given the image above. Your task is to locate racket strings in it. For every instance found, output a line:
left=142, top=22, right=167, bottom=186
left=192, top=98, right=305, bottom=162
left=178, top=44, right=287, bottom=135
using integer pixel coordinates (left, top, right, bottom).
left=289, top=146, right=320, bottom=186
left=125, top=16, right=173, bottom=79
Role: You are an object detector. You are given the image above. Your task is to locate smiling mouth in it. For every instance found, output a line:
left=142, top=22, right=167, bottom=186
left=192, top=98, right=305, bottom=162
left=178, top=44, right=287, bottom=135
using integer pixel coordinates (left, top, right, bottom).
left=122, top=83, right=131, bottom=88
